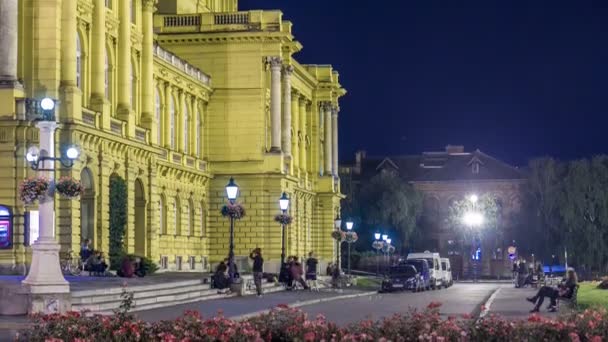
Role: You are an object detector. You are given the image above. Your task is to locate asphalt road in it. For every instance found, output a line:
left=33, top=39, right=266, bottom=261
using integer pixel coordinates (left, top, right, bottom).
left=301, top=283, right=498, bottom=326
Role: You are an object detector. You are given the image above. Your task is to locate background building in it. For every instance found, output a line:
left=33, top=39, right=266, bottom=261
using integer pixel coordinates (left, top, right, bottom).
left=341, top=145, right=526, bottom=279
left=0, top=0, right=344, bottom=274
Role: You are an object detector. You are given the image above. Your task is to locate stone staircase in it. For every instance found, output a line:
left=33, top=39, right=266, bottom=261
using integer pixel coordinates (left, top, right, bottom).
left=71, top=277, right=284, bottom=315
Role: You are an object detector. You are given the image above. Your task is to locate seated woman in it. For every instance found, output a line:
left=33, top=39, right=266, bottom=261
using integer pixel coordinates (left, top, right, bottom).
left=85, top=251, right=107, bottom=275
left=527, top=268, right=578, bottom=312
left=214, top=261, right=230, bottom=293
left=118, top=256, right=135, bottom=278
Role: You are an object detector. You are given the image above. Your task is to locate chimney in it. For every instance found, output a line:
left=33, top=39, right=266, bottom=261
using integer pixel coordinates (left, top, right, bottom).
left=354, top=150, right=366, bottom=174
left=446, top=145, right=464, bottom=154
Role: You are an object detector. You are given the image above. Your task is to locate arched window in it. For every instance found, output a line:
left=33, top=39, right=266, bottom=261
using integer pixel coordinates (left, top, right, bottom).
left=159, top=195, right=166, bottom=234
left=183, top=98, right=189, bottom=154
left=174, top=197, right=181, bottom=235
left=76, top=34, right=82, bottom=88
left=200, top=203, right=206, bottom=237
left=155, top=88, right=162, bottom=145
left=104, top=50, right=110, bottom=100
left=188, top=200, right=194, bottom=236
left=130, top=60, right=136, bottom=112
left=196, top=107, right=201, bottom=157
left=170, top=96, right=175, bottom=149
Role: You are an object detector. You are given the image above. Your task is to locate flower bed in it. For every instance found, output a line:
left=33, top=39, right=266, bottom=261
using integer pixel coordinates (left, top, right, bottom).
left=17, top=303, right=608, bottom=341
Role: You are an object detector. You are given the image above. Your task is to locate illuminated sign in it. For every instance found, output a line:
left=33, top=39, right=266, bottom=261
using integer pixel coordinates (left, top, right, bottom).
left=0, top=205, right=12, bottom=249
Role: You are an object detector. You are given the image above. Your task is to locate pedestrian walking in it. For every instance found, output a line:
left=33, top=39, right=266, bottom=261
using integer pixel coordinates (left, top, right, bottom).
left=250, top=248, right=264, bottom=297
left=305, top=251, right=319, bottom=291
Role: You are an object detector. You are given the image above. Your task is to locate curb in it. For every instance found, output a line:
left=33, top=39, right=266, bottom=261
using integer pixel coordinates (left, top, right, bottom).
left=477, top=287, right=501, bottom=321
left=0, top=322, right=32, bottom=330
left=232, top=291, right=378, bottom=321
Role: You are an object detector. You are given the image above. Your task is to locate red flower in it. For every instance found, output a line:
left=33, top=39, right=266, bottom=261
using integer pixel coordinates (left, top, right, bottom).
left=427, top=301, right=442, bottom=309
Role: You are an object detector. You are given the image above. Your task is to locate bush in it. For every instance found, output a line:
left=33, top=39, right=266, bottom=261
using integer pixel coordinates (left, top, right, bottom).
left=17, top=303, right=608, bottom=341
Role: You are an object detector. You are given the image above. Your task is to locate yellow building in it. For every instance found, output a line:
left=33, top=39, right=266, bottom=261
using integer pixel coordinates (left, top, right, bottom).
left=0, top=0, right=345, bottom=274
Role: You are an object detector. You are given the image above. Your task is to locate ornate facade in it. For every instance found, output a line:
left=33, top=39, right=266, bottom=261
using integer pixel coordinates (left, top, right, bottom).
left=0, top=0, right=344, bottom=274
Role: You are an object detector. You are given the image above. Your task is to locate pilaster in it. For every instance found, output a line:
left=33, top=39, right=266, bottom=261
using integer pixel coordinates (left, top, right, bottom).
left=141, top=0, right=156, bottom=143
left=291, top=91, right=300, bottom=172
left=323, top=103, right=332, bottom=176
left=164, top=83, right=173, bottom=148
left=332, top=107, right=339, bottom=176
left=267, top=56, right=282, bottom=153
left=281, top=65, right=293, bottom=156
left=299, top=98, right=308, bottom=174
left=116, top=0, right=132, bottom=128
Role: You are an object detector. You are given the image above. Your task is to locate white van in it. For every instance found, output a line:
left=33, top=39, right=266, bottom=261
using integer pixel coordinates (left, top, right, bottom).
left=407, top=251, right=443, bottom=289
left=441, top=258, right=453, bottom=287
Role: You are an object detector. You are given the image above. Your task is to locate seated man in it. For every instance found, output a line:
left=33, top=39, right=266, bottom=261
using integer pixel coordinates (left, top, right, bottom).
left=85, top=251, right=107, bottom=275
left=134, top=257, right=146, bottom=278
left=527, top=268, right=578, bottom=312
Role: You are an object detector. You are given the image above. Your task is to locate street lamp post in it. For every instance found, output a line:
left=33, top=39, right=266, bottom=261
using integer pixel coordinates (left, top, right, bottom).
left=225, top=177, right=239, bottom=283
left=278, top=192, right=289, bottom=282
left=345, top=220, right=354, bottom=277
left=333, top=216, right=342, bottom=281
left=382, top=234, right=388, bottom=272
left=22, top=98, right=80, bottom=313
left=386, top=238, right=392, bottom=268
left=463, top=194, right=484, bottom=282
left=372, top=232, right=382, bottom=276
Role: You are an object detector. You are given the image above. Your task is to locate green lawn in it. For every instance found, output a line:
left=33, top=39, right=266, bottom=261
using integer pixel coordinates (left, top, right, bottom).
left=354, top=276, right=382, bottom=290
left=577, top=282, right=608, bottom=309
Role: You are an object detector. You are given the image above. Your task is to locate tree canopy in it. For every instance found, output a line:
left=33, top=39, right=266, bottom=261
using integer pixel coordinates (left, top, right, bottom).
left=343, top=170, right=423, bottom=252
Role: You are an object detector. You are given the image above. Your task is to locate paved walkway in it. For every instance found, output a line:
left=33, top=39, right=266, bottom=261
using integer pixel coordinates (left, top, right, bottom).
left=485, top=285, right=561, bottom=319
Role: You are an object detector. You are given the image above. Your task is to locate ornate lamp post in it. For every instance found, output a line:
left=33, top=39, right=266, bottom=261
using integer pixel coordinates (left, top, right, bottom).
left=225, top=177, right=239, bottom=283
left=22, top=97, right=80, bottom=313
left=372, top=232, right=383, bottom=275
left=333, top=216, right=342, bottom=280
left=278, top=192, right=290, bottom=282
left=344, top=220, right=355, bottom=276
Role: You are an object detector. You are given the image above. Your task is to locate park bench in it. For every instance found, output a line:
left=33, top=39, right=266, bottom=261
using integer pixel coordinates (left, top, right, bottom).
left=558, top=284, right=579, bottom=311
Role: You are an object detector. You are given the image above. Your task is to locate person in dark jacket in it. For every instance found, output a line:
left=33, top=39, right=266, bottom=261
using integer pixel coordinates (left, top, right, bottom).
left=118, top=256, right=134, bottom=278
left=527, top=269, right=578, bottom=312
left=250, top=248, right=264, bottom=296
left=305, top=252, right=319, bottom=291
left=214, top=261, right=230, bottom=293
left=290, top=257, right=309, bottom=290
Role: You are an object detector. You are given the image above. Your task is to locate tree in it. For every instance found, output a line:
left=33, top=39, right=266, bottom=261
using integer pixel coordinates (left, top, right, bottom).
left=348, top=170, right=423, bottom=251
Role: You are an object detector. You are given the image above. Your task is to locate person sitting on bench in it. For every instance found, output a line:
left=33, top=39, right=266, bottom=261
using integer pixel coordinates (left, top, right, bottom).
left=527, top=268, right=578, bottom=313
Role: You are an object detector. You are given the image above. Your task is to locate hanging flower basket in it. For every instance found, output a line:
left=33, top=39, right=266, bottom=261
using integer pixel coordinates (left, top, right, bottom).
left=221, top=203, right=246, bottom=219
left=331, top=230, right=345, bottom=241
left=372, top=240, right=384, bottom=250
left=55, top=176, right=85, bottom=199
left=345, top=231, right=358, bottom=243
left=274, top=214, right=293, bottom=225
left=19, top=177, right=50, bottom=205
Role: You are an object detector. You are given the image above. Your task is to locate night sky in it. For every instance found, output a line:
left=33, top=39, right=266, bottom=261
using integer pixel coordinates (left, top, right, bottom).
left=240, top=0, right=608, bottom=166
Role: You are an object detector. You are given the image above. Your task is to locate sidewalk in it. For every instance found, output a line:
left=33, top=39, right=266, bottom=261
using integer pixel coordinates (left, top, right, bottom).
left=485, top=285, right=560, bottom=320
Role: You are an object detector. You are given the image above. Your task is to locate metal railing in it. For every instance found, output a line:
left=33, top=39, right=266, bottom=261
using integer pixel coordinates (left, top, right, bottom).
left=153, top=44, right=211, bottom=86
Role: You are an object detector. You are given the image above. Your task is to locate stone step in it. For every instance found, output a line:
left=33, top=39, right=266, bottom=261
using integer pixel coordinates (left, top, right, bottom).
left=71, top=283, right=211, bottom=305
left=71, top=279, right=206, bottom=298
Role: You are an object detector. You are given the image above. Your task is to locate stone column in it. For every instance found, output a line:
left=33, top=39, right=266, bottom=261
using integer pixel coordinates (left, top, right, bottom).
left=178, top=90, right=186, bottom=153
left=0, top=0, right=19, bottom=86
left=60, top=0, right=81, bottom=122
left=117, top=0, right=132, bottom=117
left=91, top=0, right=106, bottom=101
left=267, top=57, right=282, bottom=153
left=291, top=91, right=300, bottom=170
left=281, top=65, right=293, bottom=156
left=22, top=121, right=70, bottom=313
left=141, top=0, right=156, bottom=142
left=332, top=107, right=339, bottom=176
left=299, top=98, right=308, bottom=172
left=323, top=103, right=332, bottom=175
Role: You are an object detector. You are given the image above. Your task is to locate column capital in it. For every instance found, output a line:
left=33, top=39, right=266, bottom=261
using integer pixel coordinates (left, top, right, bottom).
left=266, top=56, right=283, bottom=68
left=142, top=0, right=158, bottom=12
left=331, top=106, right=339, bottom=117
left=320, top=101, right=332, bottom=112
left=283, top=65, right=294, bottom=76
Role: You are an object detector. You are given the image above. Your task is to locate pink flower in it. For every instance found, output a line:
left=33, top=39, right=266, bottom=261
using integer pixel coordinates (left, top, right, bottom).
left=304, top=332, right=316, bottom=341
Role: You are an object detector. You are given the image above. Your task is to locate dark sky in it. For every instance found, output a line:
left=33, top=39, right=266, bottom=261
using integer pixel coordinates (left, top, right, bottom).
left=240, top=0, right=608, bottom=166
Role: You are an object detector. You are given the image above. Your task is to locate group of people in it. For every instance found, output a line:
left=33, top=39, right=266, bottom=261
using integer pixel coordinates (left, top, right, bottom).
left=512, top=259, right=543, bottom=288
left=212, top=249, right=320, bottom=296
left=80, top=239, right=146, bottom=278
left=282, top=252, right=319, bottom=291
left=80, top=239, right=109, bottom=275
left=526, top=268, right=578, bottom=313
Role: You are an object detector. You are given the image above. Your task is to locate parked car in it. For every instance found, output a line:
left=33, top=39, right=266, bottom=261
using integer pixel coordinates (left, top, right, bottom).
left=381, top=264, right=422, bottom=293
left=407, top=251, right=443, bottom=289
left=402, top=259, right=431, bottom=291
left=441, top=258, right=453, bottom=287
